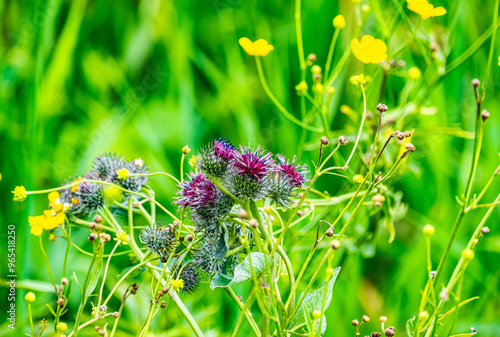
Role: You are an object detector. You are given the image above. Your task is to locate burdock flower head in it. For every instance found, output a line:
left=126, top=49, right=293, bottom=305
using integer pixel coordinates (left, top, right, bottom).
left=194, top=139, right=237, bottom=177
left=93, top=153, right=149, bottom=194
left=268, top=155, right=308, bottom=207
left=139, top=222, right=176, bottom=260
left=60, top=172, right=104, bottom=215
left=176, top=173, right=233, bottom=233
left=194, top=237, right=240, bottom=275
left=173, top=263, right=199, bottom=294
left=226, top=145, right=273, bottom=201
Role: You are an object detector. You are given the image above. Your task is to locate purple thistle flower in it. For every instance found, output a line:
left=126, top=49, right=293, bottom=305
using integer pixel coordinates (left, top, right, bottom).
left=176, top=173, right=218, bottom=209
left=196, top=139, right=237, bottom=177
left=274, top=154, right=308, bottom=187
left=213, top=138, right=237, bottom=161
left=233, top=145, right=273, bottom=181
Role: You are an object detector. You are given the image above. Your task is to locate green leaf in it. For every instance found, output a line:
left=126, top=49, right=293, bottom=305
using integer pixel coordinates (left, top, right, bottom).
left=210, top=252, right=273, bottom=289
left=288, top=267, right=341, bottom=332
left=11, top=279, right=54, bottom=293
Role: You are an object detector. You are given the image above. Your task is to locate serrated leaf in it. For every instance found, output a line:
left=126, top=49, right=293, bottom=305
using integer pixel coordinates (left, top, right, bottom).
left=288, top=267, right=341, bottom=331
left=210, top=252, right=273, bottom=289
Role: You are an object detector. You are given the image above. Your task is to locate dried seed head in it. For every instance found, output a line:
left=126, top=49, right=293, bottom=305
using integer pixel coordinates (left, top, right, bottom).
left=405, top=143, right=416, bottom=152
left=376, top=103, right=388, bottom=112
left=385, top=328, right=395, bottom=336
left=321, top=136, right=329, bottom=145
left=94, top=215, right=103, bottom=223
left=481, top=227, right=490, bottom=235
left=352, top=319, right=360, bottom=326
left=186, top=234, right=194, bottom=242
left=439, top=287, right=449, bottom=301
left=238, top=210, right=248, bottom=219
left=481, top=109, right=490, bottom=122
left=132, top=283, right=139, bottom=290
left=372, top=333, right=382, bottom=337
left=331, top=240, right=341, bottom=250
left=326, top=227, right=334, bottom=237
left=404, top=130, right=412, bottom=138
left=160, top=301, right=166, bottom=308
left=397, top=132, right=405, bottom=140
left=61, top=278, right=69, bottom=286
left=338, top=136, right=349, bottom=145
left=379, top=316, right=387, bottom=323
left=307, top=53, right=317, bottom=64
left=249, top=219, right=259, bottom=228
left=471, top=79, right=480, bottom=88
left=363, top=315, right=370, bottom=323
left=88, top=233, right=98, bottom=241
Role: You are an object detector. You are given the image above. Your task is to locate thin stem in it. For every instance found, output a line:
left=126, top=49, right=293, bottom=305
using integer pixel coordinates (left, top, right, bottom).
left=97, top=241, right=120, bottom=309
left=28, top=303, right=35, bottom=337
left=344, top=85, right=367, bottom=170
left=324, top=29, right=340, bottom=82
left=39, top=236, right=57, bottom=291
left=226, top=287, right=261, bottom=337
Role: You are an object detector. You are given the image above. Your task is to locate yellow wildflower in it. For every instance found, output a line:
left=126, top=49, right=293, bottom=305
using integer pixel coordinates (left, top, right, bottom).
left=116, top=168, right=130, bottom=180
left=423, top=224, right=435, bottom=236
left=351, top=35, right=387, bottom=64
left=350, top=73, right=366, bottom=86
left=408, top=67, right=422, bottom=80
left=71, top=177, right=83, bottom=192
left=238, top=38, right=274, bottom=56
left=189, top=155, right=200, bottom=168
left=353, top=174, right=364, bottom=184
left=28, top=192, right=69, bottom=236
left=171, top=279, right=184, bottom=292
left=407, top=0, right=446, bottom=20
left=12, top=185, right=27, bottom=202
left=333, top=15, right=346, bottom=29
left=115, top=231, right=130, bottom=245
left=295, top=81, right=308, bottom=95
left=71, top=198, right=80, bottom=205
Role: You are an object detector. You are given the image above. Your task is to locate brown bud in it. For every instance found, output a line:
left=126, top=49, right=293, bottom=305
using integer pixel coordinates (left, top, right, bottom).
left=384, top=328, right=395, bottom=337
left=390, top=130, right=400, bottom=138
left=481, top=109, right=490, bottom=122
left=372, top=333, right=382, bottom=337
left=471, top=79, right=480, bottom=88
left=61, top=278, right=69, bottom=286
left=352, top=319, right=359, bottom=326
left=237, top=296, right=243, bottom=302
left=186, top=234, right=194, bottom=242
left=249, top=219, right=259, bottom=229
left=113, top=312, right=120, bottom=318
left=405, top=143, right=416, bottom=152
left=95, top=326, right=101, bottom=332
left=297, top=210, right=305, bottom=217
left=89, top=222, right=97, bottom=230
left=131, top=289, right=137, bottom=295
left=362, top=315, right=370, bottom=323
left=173, top=220, right=180, bottom=227
left=321, top=136, right=329, bottom=145
left=379, top=316, right=387, bottom=323
left=57, top=298, right=65, bottom=307
left=397, top=132, right=405, bottom=140
left=404, top=130, right=412, bottom=137
left=160, top=301, right=166, bottom=308
left=481, top=227, right=490, bottom=234
left=94, top=215, right=103, bottom=223
left=95, top=224, right=103, bottom=231
left=376, top=103, right=388, bottom=112
left=238, top=210, right=248, bottom=219
left=325, top=226, right=334, bottom=237
left=88, top=233, right=98, bottom=241
left=331, top=240, right=341, bottom=250
left=313, top=73, right=322, bottom=82
left=179, top=235, right=184, bottom=242
left=338, top=136, right=349, bottom=145
left=307, top=53, right=317, bottom=64
left=132, top=283, right=139, bottom=290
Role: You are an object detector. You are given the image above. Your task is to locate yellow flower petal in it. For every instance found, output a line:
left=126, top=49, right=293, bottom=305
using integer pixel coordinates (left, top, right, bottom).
left=351, top=35, right=387, bottom=64
left=31, top=225, right=43, bottom=236
left=238, top=37, right=274, bottom=56
left=12, top=186, right=27, bottom=202
left=407, top=0, right=446, bottom=19
left=48, top=191, right=63, bottom=212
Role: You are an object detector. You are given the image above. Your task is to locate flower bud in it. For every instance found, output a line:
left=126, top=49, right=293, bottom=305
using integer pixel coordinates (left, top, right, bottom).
left=333, top=15, right=346, bottom=29
left=376, top=103, right=388, bottom=112
left=471, top=79, right=480, bottom=88
left=439, top=287, right=449, bottom=301
left=238, top=210, right=248, bottom=219
left=372, top=333, right=382, bottom=337
left=186, top=234, right=194, bottom=242
left=408, top=67, right=422, bottom=80
left=113, top=312, right=120, bottom=318
left=481, top=227, right=490, bottom=235
left=419, top=311, right=429, bottom=321
left=57, top=298, right=65, bottom=307
left=353, top=174, right=364, bottom=184
left=88, top=233, right=98, bottom=241
left=90, top=222, right=97, bottom=230
left=331, top=240, right=341, bottom=250
left=385, top=328, right=395, bottom=336
left=173, top=220, right=180, bottom=227
left=363, top=315, right=370, bottom=323
left=326, top=227, right=334, bottom=237
left=56, top=322, right=68, bottom=332
left=313, top=310, right=322, bottom=320
left=321, top=136, right=329, bottom=145
left=307, top=53, right=317, bottom=65
left=249, top=219, right=259, bottom=229
left=49, top=234, right=56, bottom=241
left=94, top=215, right=103, bottom=223
left=404, top=130, right=412, bottom=138
left=182, top=145, right=191, bottom=154
left=297, top=210, right=305, bottom=217
left=423, top=224, right=435, bottom=236
left=379, top=316, right=387, bottom=323
left=61, top=277, right=69, bottom=286
left=311, top=65, right=322, bottom=74
left=161, top=301, right=166, bottom=308
left=264, top=206, right=272, bottom=213
left=462, top=249, right=474, bottom=261
left=352, top=319, right=360, bottom=326
left=25, top=292, right=36, bottom=303
left=338, top=136, right=348, bottom=145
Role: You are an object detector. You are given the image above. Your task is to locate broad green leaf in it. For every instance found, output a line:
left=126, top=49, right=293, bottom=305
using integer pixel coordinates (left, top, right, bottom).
left=12, top=279, right=54, bottom=293
left=210, top=252, right=273, bottom=289
left=288, top=267, right=341, bottom=332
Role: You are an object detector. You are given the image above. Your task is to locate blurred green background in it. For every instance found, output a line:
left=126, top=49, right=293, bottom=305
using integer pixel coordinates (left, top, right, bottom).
left=1, top=0, right=499, bottom=336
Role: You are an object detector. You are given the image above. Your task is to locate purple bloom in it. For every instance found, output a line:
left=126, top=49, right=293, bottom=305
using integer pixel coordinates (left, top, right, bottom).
left=196, top=139, right=236, bottom=177
left=213, top=138, right=237, bottom=161
left=233, top=145, right=273, bottom=181
left=274, top=154, right=308, bottom=187
left=176, top=173, right=218, bottom=209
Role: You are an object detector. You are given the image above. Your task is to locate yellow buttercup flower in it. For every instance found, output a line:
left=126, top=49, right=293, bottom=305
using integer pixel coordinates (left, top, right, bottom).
left=12, top=185, right=27, bottom=202
left=350, top=73, right=366, bottom=86
left=115, top=231, right=130, bottom=245
left=351, top=35, right=387, bottom=64
left=116, top=168, right=130, bottom=180
left=171, top=279, right=184, bottom=292
left=407, top=0, right=446, bottom=20
left=238, top=38, right=274, bottom=56
left=29, top=192, right=69, bottom=236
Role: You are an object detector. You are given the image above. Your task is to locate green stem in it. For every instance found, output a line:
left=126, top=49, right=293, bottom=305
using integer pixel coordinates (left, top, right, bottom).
left=226, top=287, right=262, bottom=337
left=39, top=235, right=57, bottom=291
left=28, top=303, right=35, bottom=337
left=324, top=29, right=340, bottom=82
left=344, top=84, right=367, bottom=170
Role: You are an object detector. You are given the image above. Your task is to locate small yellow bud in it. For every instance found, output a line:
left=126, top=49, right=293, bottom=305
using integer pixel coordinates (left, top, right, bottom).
left=116, top=168, right=130, bottom=180
left=333, top=15, right=346, bottom=29
left=56, top=322, right=68, bottom=332
left=25, top=292, right=36, bottom=304
left=311, top=65, right=322, bottom=74
left=419, top=311, right=429, bottom=321
left=12, top=186, right=27, bottom=202
left=408, top=67, right=422, bottom=80
left=353, top=174, right=364, bottom=184
left=312, top=310, right=322, bottom=320
left=326, top=267, right=334, bottom=276
left=380, top=316, right=387, bottom=323
left=263, top=206, right=272, bottom=213
left=461, top=249, right=474, bottom=261
left=182, top=145, right=191, bottom=154
left=295, top=81, right=308, bottom=95
left=423, top=224, right=435, bottom=236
